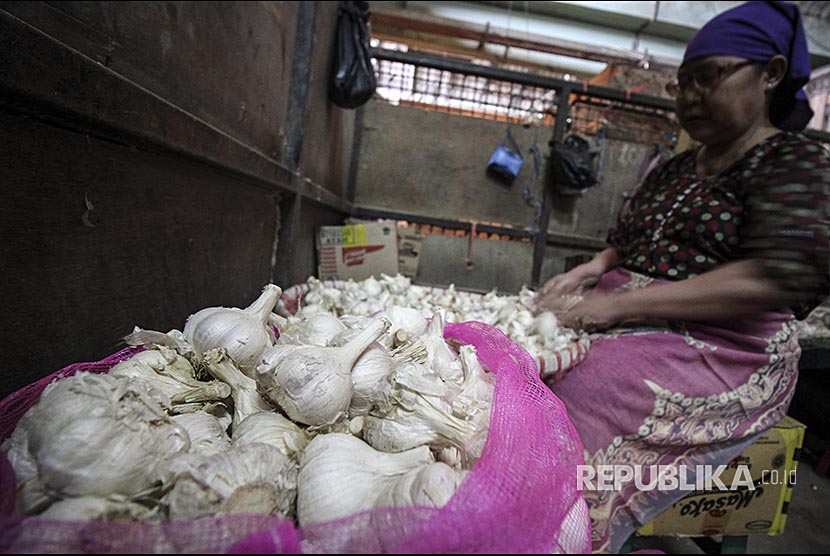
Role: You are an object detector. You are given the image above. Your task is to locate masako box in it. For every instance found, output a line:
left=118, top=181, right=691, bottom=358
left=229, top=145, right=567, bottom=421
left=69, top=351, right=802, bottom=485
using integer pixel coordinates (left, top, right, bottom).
left=638, top=416, right=805, bottom=537
left=317, top=220, right=399, bottom=281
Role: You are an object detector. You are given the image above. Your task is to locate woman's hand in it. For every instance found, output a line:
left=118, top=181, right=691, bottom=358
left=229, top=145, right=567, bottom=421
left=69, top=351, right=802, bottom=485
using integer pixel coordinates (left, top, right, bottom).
left=534, top=264, right=603, bottom=314
left=557, top=293, right=628, bottom=333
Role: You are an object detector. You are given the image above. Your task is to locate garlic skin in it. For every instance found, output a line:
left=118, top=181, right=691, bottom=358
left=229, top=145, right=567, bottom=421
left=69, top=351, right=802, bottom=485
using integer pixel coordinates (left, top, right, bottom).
left=296, top=433, right=434, bottom=526
left=232, top=411, right=310, bottom=459
left=171, top=411, right=231, bottom=456
left=4, top=372, right=190, bottom=513
left=202, top=348, right=273, bottom=431
left=162, top=443, right=298, bottom=521
left=109, top=347, right=231, bottom=408
left=256, top=319, right=390, bottom=426
left=184, top=284, right=282, bottom=377
left=39, top=495, right=161, bottom=522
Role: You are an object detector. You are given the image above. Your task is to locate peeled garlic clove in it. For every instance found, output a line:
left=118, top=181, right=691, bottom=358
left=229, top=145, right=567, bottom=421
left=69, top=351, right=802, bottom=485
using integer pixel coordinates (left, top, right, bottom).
left=184, top=284, right=282, bottom=377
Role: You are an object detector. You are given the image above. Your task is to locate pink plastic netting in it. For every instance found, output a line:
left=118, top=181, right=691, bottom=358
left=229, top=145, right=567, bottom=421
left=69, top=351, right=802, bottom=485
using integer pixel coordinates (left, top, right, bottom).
left=0, top=322, right=590, bottom=554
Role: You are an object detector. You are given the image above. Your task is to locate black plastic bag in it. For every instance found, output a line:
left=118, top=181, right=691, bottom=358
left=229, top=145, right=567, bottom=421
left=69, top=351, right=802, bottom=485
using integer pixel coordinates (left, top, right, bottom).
left=550, top=134, right=600, bottom=195
left=329, top=1, right=376, bottom=109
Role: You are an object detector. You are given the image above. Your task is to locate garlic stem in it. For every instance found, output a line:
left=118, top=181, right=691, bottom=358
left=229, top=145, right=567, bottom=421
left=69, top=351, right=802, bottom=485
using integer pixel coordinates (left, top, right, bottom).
left=203, top=348, right=272, bottom=430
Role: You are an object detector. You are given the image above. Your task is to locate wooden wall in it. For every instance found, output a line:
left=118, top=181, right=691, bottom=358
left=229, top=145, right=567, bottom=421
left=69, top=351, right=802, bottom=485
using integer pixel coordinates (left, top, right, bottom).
left=0, top=2, right=354, bottom=398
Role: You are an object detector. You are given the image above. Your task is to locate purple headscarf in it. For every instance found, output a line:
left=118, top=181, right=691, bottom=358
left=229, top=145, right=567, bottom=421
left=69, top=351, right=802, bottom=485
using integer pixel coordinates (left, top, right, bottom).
left=683, top=0, right=814, bottom=131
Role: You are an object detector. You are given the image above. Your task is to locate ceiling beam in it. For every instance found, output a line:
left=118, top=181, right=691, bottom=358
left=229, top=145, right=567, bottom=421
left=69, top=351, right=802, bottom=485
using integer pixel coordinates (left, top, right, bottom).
left=370, top=7, right=681, bottom=71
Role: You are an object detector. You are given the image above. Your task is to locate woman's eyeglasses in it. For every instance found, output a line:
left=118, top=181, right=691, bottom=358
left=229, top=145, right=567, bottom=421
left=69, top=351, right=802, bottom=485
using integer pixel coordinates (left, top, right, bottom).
left=665, top=60, right=761, bottom=97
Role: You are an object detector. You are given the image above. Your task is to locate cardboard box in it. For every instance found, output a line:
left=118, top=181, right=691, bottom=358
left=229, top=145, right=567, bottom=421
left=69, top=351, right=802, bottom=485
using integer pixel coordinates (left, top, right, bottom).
left=317, top=220, right=399, bottom=281
left=397, top=227, right=424, bottom=278
left=638, top=416, right=805, bottom=537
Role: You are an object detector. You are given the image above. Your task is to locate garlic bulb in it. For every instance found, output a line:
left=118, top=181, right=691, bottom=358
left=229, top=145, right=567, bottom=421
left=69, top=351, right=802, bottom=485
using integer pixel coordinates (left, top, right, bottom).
left=422, top=311, right=463, bottom=384
left=4, top=372, right=190, bottom=513
left=202, top=348, right=273, bottom=430
left=232, top=411, right=309, bottom=459
left=362, top=276, right=383, bottom=297
left=1, top=414, right=53, bottom=514
left=162, top=443, right=297, bottom=520
left=171, top=411, right=231, bottom=456
left=297, top=312, right=346, bottom=346
left=364, top=387, right=478, bottom=457
left=450, top=345, right=495, bottom=421
left=39, top=495, right=161, bottom=522
left=374, top=461, right=465, bottom=509
left=533, top=311, right=560, bottom=339
left=109, top=347, right=230, bottom=407
left=349, top=342, right=394, bottom=417
left=256, top=319, right=390, bottom=426
left=296, top=433, right=434, bottom=526
left=184, top=284, right=282, bottom=377
left=378, top=306, right=427, bottom=348
left=361, top=414, right=439, bottom=453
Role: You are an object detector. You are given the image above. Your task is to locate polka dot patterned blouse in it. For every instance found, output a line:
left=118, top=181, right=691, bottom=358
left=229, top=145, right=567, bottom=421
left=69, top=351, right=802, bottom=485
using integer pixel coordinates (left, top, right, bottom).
left=607, top=132, right=830, bottom=319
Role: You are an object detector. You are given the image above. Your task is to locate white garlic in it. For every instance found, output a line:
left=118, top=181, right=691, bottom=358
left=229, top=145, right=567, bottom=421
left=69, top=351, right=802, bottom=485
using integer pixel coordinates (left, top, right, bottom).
left=109, top=347, right=230, bottom=407
left=184, top=284, right=282, bottom=377
left=374, top=461, right=465, bottom=509
left=171, top=411, right=231, bottom=456
left=349, top=342, right=393, bottom=417
left=296, top=433, right=434, bottom=526
left=297, top=312, right=346, bottom=346
left=422, top=311, right=463, bottom=384
left=256, top=319, right=390, bottom=426
left=202, top=348, right=273, bottom=431
left=162, top=443, right=297, bottom=520
left=4, top=372, right=190, bottom=513
left=39, top=495, right=161, bottom=522
left=232, top=411, right=309, bottom=459
left=378, top=306, right=428, bottom=347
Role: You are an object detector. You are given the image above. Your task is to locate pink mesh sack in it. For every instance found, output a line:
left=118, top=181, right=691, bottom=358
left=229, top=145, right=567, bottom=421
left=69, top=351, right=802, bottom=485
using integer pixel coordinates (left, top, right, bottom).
left=0, top=322, right=590, bottom=554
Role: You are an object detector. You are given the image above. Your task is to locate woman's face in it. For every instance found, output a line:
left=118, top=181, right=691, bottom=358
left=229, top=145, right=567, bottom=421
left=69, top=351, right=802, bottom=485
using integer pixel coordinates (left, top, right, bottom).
left=672, top=56, right=769, bottom=146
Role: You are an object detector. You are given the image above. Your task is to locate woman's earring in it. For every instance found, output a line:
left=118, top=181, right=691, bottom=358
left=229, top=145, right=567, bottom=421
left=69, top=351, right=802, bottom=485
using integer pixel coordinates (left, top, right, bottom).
left=766, top=82, right=774, bottom=90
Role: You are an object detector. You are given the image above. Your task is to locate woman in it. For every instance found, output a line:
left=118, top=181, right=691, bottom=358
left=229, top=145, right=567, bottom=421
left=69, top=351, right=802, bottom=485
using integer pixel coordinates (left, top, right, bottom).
left=535, top=2, right=829, bottom=552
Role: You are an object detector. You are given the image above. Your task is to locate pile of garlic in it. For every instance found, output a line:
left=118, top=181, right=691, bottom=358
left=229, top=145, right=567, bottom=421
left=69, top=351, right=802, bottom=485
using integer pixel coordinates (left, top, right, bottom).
left=2, top=285, right=491, bottom=529
left=287, top=274, right=585, bottom=367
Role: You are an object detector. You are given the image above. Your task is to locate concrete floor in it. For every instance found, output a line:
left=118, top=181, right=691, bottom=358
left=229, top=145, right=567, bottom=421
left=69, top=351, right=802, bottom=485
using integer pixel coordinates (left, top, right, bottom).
left=626, top=447, right=830, bottom=554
